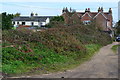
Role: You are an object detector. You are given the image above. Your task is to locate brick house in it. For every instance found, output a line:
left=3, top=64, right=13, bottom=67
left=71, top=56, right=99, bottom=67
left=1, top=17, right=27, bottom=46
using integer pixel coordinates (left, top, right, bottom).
left=62, top=7, right=113, bottom=31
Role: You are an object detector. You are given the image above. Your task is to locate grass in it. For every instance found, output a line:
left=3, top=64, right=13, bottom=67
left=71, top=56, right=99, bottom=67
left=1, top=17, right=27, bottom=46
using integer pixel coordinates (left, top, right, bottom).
left=2, top=42, right=101, bottom=76
left=111, top=45, right=120, bottom=53
left=2, top=42, right=68, bottom=75
left=84, top=44, right=101, bottom=59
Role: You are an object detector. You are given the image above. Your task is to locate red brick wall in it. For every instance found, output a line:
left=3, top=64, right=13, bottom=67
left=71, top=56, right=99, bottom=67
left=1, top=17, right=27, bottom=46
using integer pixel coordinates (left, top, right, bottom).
left=81, top=13, right=92, bottom=22
left=71, top=13, right=81, bottom=24
left=95, top=13, right=107, bottom=30
left=62, top=13, right=70, bottom=24
left=108, top=14, right=113, bottom=28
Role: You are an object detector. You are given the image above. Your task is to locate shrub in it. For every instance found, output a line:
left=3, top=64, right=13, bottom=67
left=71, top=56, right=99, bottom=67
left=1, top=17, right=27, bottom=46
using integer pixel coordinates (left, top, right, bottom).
left=2, top=22, right=112, bottom=75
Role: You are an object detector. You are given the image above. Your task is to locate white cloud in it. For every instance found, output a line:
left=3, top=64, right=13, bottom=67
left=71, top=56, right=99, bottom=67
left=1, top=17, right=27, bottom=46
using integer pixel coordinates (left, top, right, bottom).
left=1, top=0, right=120, bottom=2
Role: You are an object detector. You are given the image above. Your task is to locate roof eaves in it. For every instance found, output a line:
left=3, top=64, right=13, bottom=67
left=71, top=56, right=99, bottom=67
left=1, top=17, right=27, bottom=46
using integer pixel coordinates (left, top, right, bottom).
left=81, top=12, right=92, bottom=18
left=93, top=12, right=107, bottom=19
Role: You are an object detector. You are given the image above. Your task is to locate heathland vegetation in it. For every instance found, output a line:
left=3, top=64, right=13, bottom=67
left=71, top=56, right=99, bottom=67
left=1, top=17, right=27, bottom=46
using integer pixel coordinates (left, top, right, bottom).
left=2, top=13, right=112, bottom=76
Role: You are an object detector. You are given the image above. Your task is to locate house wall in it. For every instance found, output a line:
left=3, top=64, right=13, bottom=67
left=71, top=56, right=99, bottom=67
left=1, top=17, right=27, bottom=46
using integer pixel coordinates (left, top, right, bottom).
left=25, top=22, right=31, bottom=25
left=13, top=21, right=45, bottom=27
left=62, top=13, right=70, bottom=24
left=107, top=21, right=111, bottom=27
left=41, top=22, right=46, bottom=26
left=46, top=18, right=50, bottom=24
left=13, top=21, right=22, bottom=25
left=34, top=22, right=39, bottom=26
left=95, top=13, right=107, bottom=30
left=71, top=13, right=81, bottom=24
left=108, top=13, right=113, bottom=28
left=22, top=21, right=39, bottom=26
left=19, top=22, right=22, bottom=24
left=81, top=13, right=92, bottom=22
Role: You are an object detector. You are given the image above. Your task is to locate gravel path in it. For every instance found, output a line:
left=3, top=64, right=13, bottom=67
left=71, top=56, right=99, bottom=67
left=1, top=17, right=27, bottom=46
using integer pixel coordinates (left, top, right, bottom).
left=11, top=42, right=119, bottom=78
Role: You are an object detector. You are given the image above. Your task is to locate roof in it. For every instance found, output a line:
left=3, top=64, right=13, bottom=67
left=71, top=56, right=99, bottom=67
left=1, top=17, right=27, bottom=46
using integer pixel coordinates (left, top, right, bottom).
left=76, top=11, right=111, bottom=20
left=81, top=12, right=92, bottom=18
left=12, top=16, right=54, bottom=22
left=93, top=12, right=108, bottom=19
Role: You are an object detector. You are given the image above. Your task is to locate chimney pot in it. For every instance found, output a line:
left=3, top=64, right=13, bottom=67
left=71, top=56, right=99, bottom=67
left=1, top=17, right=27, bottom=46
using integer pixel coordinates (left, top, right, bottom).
left=101, top=7, right=103, bottom=12
left=109, top=8, right=112, bottom=13
left=98, top=7, right=101, bottom=12
left=88, top=8, right=90, bottom=12
left=85, top=8, right=88, bottom=12
left=31, top=12, right=34, bottom=17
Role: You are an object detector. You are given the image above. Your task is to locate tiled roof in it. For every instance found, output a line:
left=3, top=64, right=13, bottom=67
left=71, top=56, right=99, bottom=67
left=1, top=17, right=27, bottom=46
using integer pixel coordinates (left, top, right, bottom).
left=78, top=12, right=112, bottom=21
left=76, top=12, right=110, bottom=19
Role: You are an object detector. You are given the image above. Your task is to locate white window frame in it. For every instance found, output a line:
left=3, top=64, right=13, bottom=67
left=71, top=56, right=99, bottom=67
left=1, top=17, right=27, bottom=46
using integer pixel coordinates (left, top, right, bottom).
left=83, top=20, right=91, bottom=25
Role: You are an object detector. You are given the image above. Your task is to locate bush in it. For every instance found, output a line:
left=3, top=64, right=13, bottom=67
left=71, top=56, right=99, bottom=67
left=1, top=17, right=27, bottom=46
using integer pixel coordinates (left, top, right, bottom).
left=45, top=16, right=64, bottom=28
left=2, top=22, right=112, bottom=75
left=50, top=16, right=64, bottom=22
left=1, top=12, right=14, bottom=30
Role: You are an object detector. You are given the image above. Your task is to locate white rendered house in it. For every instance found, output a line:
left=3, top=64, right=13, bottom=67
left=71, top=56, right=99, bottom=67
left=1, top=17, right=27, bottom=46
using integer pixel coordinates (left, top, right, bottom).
left=12, top=13, right=54, bottom=27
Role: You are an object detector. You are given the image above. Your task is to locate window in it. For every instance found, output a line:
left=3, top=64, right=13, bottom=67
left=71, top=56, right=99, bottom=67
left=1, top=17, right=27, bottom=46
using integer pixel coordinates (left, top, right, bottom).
left=17, top=22, right=19, bottom=24
left=13, top=22, right=15, bottom=25
left=22, top=22, right=25, bottom=25
left=40, top=23, right=42, bottom=25
left=31, top=22, right=34, bottom=26
left=83, top=20, right=91, bottom=25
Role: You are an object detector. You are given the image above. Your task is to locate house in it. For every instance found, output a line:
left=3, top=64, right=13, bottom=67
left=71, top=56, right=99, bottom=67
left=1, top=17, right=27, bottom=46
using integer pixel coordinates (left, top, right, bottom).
left=12, top=13, right=54, bottom=28
left=62, top=7, right=113, bottom=31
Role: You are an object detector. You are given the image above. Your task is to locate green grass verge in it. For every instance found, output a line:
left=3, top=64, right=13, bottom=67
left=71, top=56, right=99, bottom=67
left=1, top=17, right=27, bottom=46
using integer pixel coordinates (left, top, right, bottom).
left=111, top=45, right=120, bottom=53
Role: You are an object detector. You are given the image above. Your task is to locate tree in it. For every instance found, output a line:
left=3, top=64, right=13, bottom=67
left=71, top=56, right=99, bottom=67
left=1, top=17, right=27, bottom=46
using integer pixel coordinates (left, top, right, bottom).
left=50, top=16, right=64, bottom=22
left=118, top=20, right=120, bottom=26
left=2, top=12, right=14, bottom=30
left=14, top=13, right=20, bottom=17
left=116, top=20, right=120, bottom=35
left=45, top=16, right=64, bottom=28
left=0, top=14, right=1, bottom=41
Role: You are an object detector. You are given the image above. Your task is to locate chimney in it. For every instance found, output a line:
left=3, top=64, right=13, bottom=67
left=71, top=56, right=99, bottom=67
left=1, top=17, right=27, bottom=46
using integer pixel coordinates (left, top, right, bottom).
left=31, top=12, right=34, bottom=17
left=70, top=7, right=72, bottom=12
left=98, top=7, right=101, bottom=12
left=101, top=7, right=103, bottom=12
left=88, top=8, right=90, bottom=12
left=109, top=8, right=112, bottom=14
left=85, top=8, right=88, bottom=12
left=65, top=7, right=69, bottom=13
left=62, top=7, right=65, bottom=13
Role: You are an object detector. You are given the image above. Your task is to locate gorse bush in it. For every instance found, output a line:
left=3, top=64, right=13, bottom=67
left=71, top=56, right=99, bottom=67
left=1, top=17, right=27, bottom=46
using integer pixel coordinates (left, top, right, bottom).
left=2, top=23, right=112, bottom=76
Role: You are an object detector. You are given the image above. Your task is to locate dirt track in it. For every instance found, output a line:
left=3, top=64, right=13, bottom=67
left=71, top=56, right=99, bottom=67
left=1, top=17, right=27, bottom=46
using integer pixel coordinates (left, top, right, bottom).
left=12, top=42, right=119, bottom=78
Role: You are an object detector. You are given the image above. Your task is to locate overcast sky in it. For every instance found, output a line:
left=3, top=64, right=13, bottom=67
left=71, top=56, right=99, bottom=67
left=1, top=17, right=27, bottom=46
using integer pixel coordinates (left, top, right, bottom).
left=1, top=0, right=120, bottom=22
